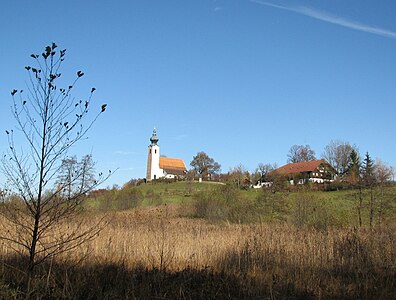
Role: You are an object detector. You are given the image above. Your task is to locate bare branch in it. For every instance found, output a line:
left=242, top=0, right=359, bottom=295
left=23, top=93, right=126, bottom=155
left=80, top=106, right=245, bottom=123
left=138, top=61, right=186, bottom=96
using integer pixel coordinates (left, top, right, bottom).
left=0, top=44, right=109, bottom=277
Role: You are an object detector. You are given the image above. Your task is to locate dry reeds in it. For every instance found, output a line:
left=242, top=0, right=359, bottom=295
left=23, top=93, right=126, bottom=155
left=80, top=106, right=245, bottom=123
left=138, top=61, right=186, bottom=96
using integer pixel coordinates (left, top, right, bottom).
left=1, top=204, right=395, bottom=299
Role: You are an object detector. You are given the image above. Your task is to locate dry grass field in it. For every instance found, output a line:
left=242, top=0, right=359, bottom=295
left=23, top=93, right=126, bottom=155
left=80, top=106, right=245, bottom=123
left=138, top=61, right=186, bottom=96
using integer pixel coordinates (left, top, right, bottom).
left=1, top=202, right=395, bottom=299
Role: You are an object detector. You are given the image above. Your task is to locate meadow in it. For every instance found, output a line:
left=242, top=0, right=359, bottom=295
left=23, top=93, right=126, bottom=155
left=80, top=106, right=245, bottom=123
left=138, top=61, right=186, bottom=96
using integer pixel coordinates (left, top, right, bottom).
left=1, top=181, right=395, bottom=299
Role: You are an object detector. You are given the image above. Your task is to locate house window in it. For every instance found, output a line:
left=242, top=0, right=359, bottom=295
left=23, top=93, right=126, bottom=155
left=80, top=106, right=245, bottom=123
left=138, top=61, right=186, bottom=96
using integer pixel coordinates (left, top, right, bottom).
left=150, top=149, right=151, bottom=154
left=155, top=149, right=157, bottom=154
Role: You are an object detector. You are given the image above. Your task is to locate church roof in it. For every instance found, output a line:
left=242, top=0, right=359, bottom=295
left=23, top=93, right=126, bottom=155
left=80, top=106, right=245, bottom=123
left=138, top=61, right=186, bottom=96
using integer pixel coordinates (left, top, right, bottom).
left=275, top=159, right=328, bottom=174
left=159, top=157, right=187, bottom=175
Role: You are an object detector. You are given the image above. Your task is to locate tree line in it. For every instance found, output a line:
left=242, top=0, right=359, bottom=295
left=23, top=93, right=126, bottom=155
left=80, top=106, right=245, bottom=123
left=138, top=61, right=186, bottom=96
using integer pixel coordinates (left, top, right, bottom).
left=188, top=141, right=394, bottom=189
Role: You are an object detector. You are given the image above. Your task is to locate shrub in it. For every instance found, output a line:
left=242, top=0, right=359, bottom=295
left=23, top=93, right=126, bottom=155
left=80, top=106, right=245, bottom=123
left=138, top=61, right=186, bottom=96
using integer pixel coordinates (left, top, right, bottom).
left=145, top=189, right=163, bottom=206
left=255, top=191, right=289, bottom=222
left=114, top=188, right=143, bottom=210
left=190, top=185, right=257, bottom=223
left=291, top=192, right=344, bottom=230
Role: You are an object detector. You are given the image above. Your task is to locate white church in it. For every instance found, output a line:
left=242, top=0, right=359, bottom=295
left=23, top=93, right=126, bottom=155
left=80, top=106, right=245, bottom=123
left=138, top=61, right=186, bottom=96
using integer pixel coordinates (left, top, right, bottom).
left=146, top=128, right=187, bottom=181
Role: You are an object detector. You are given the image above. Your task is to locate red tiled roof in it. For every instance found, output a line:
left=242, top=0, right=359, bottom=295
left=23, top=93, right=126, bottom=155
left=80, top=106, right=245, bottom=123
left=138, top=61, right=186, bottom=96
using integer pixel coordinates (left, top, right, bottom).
left=159, top=157, right=187, bottom=175
left=275, top=160, right=327, bottom=174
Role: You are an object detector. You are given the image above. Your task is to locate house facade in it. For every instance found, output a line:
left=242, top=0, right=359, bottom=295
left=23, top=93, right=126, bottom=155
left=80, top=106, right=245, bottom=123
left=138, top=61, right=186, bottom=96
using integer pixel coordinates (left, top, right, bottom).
left=274, top=159, right=335, bottom=185
left=146, top=129, right=187, bottom=181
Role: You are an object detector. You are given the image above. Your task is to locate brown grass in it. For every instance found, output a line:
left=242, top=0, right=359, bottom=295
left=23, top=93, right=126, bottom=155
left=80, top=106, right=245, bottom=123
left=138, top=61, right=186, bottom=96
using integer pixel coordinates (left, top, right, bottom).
left=1, top=204, right=395, bottom=299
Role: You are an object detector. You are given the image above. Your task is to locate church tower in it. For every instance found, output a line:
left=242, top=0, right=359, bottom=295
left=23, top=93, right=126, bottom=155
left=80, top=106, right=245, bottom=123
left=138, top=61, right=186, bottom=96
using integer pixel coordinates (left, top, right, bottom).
left=146, top=128, right=163, bottom=181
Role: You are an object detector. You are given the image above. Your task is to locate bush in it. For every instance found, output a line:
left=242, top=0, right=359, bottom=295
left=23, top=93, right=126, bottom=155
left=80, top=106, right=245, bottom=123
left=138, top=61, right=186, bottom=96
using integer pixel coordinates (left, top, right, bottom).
left=114, top=188, right=143, bottom=210
left=190, top=185, right=258, bottom=223
left=145, top=189, right=163, bottom=206
left=291, top=192, right=344, bottom=230
left=96, top=188, right=143, bottom=211
left=255, top=191, right=289, bottom=222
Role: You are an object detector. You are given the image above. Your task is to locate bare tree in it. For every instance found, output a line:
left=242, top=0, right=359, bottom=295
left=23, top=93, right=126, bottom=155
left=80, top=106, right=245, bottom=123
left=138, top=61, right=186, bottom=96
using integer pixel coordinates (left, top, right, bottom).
left=190, top=151, right=221, bottom=180
left=322, top=140, right=356, bottom=177
left=78, top=154, right=97, bottom=193
left=287, top=144, right=316, bottom=163
left=56, top=154, right=97, bottom=198
left=256, top=163, right=274, bottom=181
left=374, top=159, right=394, bottom=224
left=227, top=164, right=250, bottom=189
left=374, top=159, right=394, bottom=184
left=0, top=43, right=110, bottom=281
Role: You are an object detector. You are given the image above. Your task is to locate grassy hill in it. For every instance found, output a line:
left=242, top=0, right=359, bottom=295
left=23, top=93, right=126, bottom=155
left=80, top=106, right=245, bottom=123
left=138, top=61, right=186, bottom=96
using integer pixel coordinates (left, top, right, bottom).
left=87, top=180, right=396, bottom=228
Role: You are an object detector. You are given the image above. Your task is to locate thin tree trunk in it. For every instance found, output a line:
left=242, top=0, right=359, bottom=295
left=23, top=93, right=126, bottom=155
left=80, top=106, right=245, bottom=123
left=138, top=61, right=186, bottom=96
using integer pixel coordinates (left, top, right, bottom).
left=28, top=85, right=50, bottom=279
left=358, top=186, right=363, bottom=227
left=369, top=186, right=374, bottom=228
left=378, top=185, right=384, bottom=225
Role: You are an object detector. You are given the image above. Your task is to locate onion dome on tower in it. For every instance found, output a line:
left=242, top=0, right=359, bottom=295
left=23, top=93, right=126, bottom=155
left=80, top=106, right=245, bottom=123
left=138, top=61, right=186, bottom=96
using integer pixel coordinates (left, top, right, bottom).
left=150, top=128, right=159, bottom=146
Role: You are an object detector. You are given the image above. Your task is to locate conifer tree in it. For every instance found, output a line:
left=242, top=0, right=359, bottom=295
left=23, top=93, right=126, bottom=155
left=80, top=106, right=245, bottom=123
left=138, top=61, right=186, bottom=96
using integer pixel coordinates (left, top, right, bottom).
left=362, top=152, right=376, bottom=227
left=347, top=149, right=364, bottom=226
left=362, top=152, right=375, bottom=186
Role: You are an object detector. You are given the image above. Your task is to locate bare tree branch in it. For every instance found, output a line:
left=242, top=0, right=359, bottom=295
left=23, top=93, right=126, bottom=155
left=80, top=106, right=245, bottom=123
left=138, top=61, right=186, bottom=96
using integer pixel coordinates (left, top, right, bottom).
left=0, top=43, right=109, bottom=281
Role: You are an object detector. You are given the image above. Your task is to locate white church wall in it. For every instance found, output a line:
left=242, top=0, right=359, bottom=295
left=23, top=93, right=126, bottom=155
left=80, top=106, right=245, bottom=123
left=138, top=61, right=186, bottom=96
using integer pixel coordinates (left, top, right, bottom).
left=148, top=144, right=164, bottom=180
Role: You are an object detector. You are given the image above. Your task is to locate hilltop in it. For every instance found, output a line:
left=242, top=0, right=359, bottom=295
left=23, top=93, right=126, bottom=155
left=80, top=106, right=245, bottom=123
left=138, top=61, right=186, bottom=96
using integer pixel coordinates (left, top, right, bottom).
left=86, top=180, right=396, bottom=228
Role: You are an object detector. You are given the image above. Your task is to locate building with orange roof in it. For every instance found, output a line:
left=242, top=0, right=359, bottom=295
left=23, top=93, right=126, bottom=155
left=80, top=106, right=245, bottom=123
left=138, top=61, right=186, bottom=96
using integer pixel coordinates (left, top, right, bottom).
left=146, top=129, right=187, bottom=181
left=274, top=159, right=335, bottom=185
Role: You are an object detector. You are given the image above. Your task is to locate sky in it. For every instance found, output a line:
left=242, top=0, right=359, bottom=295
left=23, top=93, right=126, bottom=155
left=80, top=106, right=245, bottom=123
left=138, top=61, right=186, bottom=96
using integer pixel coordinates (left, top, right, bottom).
left=0, top=0, right=395, bottom=187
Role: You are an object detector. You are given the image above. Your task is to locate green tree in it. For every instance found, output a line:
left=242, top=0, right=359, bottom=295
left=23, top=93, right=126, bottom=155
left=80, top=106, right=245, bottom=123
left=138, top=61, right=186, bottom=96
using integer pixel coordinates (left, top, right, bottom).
left=347, top=149, right=363, bottom=226
left=0, top=44, right=109, bottom=283
left=362, top=152, right=375, bottom=227
left=190, top=151, right=221, bottom=180
left=347, top=149, right=361, bottom=184
left=362, top=152, right=375, bottom=185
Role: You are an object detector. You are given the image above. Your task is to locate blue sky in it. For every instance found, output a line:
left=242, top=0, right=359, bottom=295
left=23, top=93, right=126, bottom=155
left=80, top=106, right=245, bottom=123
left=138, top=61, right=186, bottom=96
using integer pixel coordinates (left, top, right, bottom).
left=1, top=0, right=395, bottom=187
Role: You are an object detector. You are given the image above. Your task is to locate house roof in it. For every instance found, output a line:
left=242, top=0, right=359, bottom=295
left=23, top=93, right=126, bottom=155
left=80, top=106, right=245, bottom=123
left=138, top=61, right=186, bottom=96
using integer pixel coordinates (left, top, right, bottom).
left=159, top=157, right=187, bottom=175
left=275, top=160, right=328, bottom=174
